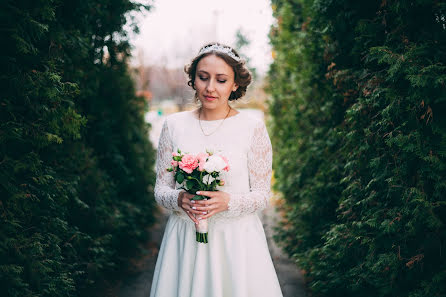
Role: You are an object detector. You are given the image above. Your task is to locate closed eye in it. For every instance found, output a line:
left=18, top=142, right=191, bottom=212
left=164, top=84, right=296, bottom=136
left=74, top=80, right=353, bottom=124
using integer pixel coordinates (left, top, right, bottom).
left=198, top=76, right=226, bottom=84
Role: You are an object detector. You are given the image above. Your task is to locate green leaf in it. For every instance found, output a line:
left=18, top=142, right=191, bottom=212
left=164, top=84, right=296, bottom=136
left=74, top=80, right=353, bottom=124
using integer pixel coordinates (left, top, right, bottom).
left=186, top=180, right=195, bottom=190
left=176, top=172, right=184, bottom=184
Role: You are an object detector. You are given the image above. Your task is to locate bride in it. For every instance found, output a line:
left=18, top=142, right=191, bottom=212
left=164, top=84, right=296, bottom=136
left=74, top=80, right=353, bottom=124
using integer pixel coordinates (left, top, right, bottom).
left=150, top=42, right=283, bottom=297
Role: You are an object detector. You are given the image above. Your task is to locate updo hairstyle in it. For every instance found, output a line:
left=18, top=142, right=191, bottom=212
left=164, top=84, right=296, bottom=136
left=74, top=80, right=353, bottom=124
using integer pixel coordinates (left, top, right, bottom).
left=184, top=42, right=252, bottom=100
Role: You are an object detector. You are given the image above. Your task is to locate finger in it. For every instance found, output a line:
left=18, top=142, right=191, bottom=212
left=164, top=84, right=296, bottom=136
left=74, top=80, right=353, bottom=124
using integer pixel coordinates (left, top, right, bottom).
left=199, top=210, right=215, bottom=220
left=193, top=200, right=205, bottom=206
left=183, top=195, right=195, bottom=201
left=186, top=211, right=199, bottom=224
left=194, top=199, right=213, bottom=206
left=197, top=195, right=225, bottom=204
left=194, top=204, right=216, bottom=211
left=196, top=191, right=216, bottom=197
left=193, top=208, right=210, bottom=216
left=192, top=205, right=206, bottom=211
left=186, top=205, right=203, bottom=215
left=189, top=205, right=208, bottom=215
left=186, top=193, right=196, bottom=199
left=182, top=198, right=194, bottom=205
left=181, top=202, right=200, bottom=213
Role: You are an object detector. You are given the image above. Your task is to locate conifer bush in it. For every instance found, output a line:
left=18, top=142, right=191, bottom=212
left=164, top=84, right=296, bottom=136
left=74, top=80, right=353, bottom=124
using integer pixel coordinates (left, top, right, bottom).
left=0, top=0, right=156, bottom=296
left=268, top=0, right=446, bottom=296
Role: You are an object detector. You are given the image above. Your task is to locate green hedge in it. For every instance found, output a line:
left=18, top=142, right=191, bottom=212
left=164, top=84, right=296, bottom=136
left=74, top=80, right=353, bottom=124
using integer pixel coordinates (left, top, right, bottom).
left=0, top=0, right=156, bottom=296
left=268, top=0, right=446, bottom=296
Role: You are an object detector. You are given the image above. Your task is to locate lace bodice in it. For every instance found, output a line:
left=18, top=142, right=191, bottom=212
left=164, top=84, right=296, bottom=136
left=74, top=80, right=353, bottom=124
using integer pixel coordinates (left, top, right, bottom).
left=154, top=110, right=272, bottom=219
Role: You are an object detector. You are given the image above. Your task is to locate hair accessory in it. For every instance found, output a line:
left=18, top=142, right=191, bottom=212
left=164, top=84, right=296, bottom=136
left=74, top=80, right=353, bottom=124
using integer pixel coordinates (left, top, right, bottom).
left=198, top=44, right=241, bottom=62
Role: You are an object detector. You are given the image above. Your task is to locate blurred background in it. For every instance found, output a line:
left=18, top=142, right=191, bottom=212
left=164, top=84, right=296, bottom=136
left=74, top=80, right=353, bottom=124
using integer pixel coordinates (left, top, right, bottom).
left=129, top=0, right=274, bottom=145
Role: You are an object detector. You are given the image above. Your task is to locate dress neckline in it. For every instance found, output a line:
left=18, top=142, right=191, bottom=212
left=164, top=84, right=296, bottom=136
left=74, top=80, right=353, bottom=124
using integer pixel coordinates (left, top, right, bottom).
left=190, top=109, right=242, bottom=122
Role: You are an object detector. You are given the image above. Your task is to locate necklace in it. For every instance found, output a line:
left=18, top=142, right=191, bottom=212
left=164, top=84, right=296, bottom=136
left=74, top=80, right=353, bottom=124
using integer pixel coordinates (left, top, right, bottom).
left=198, top=106, right=232, bottom=136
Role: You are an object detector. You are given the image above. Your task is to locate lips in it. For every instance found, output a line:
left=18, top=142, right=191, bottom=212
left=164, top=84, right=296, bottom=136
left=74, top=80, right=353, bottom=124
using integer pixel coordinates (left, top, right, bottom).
left=204, top=95, right=217, bottom=101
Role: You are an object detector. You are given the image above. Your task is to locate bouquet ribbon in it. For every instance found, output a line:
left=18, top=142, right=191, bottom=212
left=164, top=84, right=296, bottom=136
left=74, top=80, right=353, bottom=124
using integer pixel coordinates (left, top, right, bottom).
left=192, top=195, right=209, bottom=243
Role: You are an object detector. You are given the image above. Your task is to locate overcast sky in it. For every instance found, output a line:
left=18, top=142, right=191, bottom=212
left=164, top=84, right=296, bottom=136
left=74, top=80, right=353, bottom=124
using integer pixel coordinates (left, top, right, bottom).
left=130, top=0, right=274, bottom=74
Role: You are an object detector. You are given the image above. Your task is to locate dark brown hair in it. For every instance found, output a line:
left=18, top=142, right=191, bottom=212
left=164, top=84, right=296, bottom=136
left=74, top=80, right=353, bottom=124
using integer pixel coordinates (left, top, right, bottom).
left=184, top=42, right=252, bottom=100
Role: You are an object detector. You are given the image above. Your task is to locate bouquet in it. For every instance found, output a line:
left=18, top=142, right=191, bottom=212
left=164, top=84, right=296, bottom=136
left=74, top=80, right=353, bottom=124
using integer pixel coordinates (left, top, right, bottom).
left=167, top=149, right=229, bottom=243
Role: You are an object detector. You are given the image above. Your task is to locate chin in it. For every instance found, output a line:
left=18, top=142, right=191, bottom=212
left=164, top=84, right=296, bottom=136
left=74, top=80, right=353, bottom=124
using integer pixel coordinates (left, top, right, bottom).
left=200, top=100, right=219, bottom=108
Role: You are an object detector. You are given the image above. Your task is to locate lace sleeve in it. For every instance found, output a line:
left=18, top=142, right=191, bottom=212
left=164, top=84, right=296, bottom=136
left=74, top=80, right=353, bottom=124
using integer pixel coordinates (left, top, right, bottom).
left=154, top=119, right=182, bottom=211
left=225, top=120, right=272, bottom=217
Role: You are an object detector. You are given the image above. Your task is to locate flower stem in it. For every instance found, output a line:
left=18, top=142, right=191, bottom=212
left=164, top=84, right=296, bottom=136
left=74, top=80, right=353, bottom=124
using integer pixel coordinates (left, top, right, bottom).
left=196, top=232, right=208, bottom=243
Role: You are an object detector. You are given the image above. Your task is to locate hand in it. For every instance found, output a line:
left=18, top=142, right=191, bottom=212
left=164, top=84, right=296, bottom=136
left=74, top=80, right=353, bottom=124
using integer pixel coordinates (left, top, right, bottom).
left=192, top=190, right=230, bottom=220
left=177, top=191, right=206, bottom=224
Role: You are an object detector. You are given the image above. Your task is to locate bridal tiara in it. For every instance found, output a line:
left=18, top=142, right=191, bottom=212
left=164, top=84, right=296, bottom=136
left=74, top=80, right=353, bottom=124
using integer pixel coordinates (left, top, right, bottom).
left=197, top=44, right=242, bottom=62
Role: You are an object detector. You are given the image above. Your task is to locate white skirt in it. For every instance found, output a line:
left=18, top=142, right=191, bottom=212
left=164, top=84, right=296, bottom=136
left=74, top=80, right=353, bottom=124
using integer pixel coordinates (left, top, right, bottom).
left=149, top=211, right=283, bottom=297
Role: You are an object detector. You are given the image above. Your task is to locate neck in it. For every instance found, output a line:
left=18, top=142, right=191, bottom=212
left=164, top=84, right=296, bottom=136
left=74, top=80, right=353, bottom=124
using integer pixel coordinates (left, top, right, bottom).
left=199, top=105, right=231, bottom=121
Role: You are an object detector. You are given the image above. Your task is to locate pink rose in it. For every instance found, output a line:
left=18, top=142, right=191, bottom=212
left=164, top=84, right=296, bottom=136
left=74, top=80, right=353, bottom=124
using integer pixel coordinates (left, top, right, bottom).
left=178, top=154, right=199, bottom=174
left=172, top=152, right=179, bottom=157
left=196, top=152, right=209, bottom=171
left=220, top=155, right=230, bottom=172
left=171, top=160, right=178, bottom=167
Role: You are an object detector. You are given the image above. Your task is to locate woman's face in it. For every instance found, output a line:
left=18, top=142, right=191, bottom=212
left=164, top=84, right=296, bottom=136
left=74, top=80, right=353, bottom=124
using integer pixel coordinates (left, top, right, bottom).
left=194, top=54, right=238, bottom=111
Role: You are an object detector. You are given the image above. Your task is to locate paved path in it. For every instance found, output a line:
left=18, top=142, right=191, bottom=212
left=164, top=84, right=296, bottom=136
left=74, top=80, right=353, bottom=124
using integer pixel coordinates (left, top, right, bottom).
left=116, top=205, right=307, bottom=297
left=261, top=204, right=307, bottom=297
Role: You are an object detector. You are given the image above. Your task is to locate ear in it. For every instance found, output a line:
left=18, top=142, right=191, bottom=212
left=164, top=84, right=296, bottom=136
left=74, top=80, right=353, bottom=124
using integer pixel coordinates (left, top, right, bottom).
left=232, top=83, right=238, bottom=92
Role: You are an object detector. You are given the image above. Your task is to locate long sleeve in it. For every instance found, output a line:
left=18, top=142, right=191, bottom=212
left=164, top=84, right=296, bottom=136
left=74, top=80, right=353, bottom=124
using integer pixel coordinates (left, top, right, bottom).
left=154, top=119, right=182, bottom=211
left=224, top=120, right=273, bottom=217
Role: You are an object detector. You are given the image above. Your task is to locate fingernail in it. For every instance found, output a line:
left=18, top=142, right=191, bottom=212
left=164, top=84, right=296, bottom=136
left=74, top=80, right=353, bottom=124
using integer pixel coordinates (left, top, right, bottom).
left=198, top=217, right=202, bottom=220
left=196, top=191, right=200, bottom=194
left=202, top=212, right=206, bottom=214
left=191, top=200, right=195, bottom=204
left=192, top=207, right=196, bottom=210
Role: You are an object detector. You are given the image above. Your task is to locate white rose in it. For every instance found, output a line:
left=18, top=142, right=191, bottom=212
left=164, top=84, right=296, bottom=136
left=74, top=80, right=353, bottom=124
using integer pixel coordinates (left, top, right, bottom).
left=202, top=174, right=215, bottom=185
left=203, top=155, right=226, bottom=173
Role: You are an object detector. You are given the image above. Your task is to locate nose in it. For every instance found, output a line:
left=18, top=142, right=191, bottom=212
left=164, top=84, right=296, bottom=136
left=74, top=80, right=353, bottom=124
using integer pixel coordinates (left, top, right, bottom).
left=206, top=78, right=216, bottom=92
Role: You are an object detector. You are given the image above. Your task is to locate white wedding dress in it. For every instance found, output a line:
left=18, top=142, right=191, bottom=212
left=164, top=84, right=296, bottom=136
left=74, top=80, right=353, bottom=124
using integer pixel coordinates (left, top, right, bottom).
left=150, top=110, right=283, bottom=297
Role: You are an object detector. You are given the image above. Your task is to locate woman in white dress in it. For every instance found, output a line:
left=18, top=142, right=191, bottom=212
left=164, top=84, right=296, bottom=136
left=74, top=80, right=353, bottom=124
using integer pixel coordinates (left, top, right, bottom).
left=150, top=43, right=283, bottom=297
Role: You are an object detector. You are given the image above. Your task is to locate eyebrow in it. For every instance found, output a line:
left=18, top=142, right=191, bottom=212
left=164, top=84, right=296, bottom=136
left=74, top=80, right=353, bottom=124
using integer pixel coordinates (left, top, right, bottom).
left=197, top=70, right=229, bottom=77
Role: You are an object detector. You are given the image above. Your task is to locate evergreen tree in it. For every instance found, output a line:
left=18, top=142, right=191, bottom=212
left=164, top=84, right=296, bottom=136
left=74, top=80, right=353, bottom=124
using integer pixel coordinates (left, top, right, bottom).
left=268, top=0, right=446, bottom=296
left=0, top=0, right=156, bottom=296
